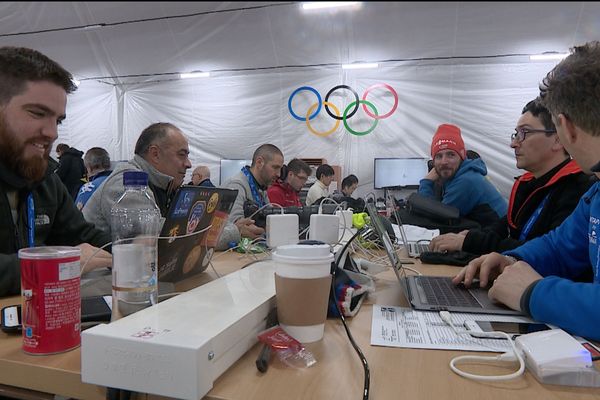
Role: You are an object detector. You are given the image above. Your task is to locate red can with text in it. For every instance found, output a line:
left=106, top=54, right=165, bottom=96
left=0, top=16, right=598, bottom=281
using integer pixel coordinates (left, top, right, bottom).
left=18, top=246, right=81, bottom=355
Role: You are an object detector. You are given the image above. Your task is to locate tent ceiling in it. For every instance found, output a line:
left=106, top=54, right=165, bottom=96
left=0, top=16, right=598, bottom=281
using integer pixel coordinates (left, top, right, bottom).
left=0, top=2, right=597, bottom=85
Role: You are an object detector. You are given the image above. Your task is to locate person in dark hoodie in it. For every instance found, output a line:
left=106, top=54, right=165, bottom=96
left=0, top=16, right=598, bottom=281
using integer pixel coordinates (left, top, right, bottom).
left=429, top=99, right=593, bottom=255
left=418, top=123, right=507, bottom=226
left=56, top=142, right=86, bottom=199
left=0, top=46, right=112, bottom=296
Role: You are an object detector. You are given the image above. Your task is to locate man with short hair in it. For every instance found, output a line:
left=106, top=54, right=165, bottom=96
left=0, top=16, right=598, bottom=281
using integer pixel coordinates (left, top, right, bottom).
left=419, top=124, right=507, bottom=226
left=267, top=158, right=311, bottom=207
left=55, top=142, right=86, bottom=199
left=75, top=147, right=112, bottom=210
left=83, top=122, right=192, bottom=236
left=188, top=165, right=214, bottom=187
left=0, top=46, right=111, bottom=296
left=223, top=144, right=284, bottom=240
left=455, top=41, right=600, bottom=340
left=306, top=164, right=334, bottom=206
left=430, top=99, right=592, bottom=255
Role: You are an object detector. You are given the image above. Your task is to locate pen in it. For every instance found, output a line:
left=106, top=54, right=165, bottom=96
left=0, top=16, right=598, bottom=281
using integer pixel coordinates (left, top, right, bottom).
left=256, top=307, right=278, bottom=373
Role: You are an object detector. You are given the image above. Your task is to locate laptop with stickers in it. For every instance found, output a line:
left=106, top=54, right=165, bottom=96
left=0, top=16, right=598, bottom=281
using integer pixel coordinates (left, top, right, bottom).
left=365, top=203, right=521, bottom=315
left=157, top=186, right=238, bottom=283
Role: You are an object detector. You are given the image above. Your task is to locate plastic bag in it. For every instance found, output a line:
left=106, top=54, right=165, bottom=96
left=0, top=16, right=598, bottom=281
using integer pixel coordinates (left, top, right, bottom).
left=257, top=325, right=317, bottom=368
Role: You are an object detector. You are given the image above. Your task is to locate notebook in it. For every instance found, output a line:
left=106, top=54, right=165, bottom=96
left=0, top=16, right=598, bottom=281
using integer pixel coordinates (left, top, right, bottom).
left=365, top=203, right=522, bottom=315
left=157, top=186, right=238, bottom=283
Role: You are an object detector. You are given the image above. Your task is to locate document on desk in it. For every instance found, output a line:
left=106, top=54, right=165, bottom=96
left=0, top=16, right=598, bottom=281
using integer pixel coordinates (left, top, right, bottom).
left=371, top=305, right=534, bottom=352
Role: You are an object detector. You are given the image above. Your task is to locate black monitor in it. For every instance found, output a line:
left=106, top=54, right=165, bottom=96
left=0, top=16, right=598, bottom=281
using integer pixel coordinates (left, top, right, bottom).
left=374, top=158, right=428, bottom=189
left=219, top=159, right=251, bottom=185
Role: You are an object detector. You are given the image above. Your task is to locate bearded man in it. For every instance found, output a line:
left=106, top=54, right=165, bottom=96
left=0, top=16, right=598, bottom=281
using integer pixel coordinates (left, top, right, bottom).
left=0, top=47, right=111, bottom=296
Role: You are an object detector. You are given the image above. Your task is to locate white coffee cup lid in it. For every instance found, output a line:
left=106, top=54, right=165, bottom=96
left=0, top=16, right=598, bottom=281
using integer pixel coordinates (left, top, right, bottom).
left=272, top=244, right=333, bottom=262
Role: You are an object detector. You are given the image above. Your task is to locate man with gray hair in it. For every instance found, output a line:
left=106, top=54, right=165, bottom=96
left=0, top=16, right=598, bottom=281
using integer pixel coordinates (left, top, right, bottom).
left=188, top=165, right=215, bottom=187
left=75, top=147, right=112, bottom=210
left=83, top=122, right=192, bottom=236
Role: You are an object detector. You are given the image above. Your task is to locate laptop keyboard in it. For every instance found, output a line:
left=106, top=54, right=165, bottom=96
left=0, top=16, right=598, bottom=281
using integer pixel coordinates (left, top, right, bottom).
left=408, top=242, right=430, bottom=255
left=417, top=276, right=482, bottom=308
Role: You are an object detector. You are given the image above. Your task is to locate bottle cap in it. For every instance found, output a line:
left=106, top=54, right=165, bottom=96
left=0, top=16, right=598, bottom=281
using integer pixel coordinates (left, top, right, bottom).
left=123, top=171, right=149, bottom=186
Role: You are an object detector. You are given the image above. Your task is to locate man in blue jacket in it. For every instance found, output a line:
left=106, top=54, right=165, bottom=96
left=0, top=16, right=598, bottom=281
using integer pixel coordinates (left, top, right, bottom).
left=454, top=40, right=600, bottom=341
left=419, top=123, right=507, bottom=226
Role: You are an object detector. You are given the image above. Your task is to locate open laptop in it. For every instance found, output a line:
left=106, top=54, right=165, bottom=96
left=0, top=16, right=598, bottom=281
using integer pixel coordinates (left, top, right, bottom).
left=366, top=203, right=522, bottom=315
left=387, top=194, right=430, bottom=258
left=157, top=186, right=238, bottom=283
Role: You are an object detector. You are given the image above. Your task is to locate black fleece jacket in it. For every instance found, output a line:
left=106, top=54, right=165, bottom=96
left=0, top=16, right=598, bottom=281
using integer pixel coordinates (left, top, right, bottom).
left=0, top=158, right=110, bottom=296
left=462, top=159, right=593, bottom=255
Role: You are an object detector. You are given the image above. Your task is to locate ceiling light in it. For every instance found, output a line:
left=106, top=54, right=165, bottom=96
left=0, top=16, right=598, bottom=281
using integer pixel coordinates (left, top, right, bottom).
left=342, top=63, right=379, bottom=70
left=302, top=2, right=361, bottom=11
left=529, top=53, right=569, bottom=61
left=180, top=71, right=210, bottom=79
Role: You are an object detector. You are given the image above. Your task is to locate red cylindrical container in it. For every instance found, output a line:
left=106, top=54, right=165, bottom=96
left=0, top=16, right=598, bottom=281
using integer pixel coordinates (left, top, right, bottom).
left=18, top=246, right=81, bottom=355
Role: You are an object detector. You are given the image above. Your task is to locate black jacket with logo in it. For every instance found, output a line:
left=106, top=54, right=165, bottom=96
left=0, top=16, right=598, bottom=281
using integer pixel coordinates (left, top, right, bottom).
left=462, top=159, right=593, bottom=255
left=0, top=158, right=110, bottom=296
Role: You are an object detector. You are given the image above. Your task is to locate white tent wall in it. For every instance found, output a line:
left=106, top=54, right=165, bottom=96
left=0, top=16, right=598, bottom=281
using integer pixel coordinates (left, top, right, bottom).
left=3, top=1, right=599, bottom=199
left=62, top=60, right=552, bottom=199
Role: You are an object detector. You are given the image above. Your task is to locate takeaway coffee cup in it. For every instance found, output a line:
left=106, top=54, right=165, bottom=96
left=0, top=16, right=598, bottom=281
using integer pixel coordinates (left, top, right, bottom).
left=272, top=244, right=333, bottom=343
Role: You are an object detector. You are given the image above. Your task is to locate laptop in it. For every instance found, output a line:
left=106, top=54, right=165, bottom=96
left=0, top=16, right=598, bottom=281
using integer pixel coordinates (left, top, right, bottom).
left=366, top=203, right=522, bottom=315
left=157, top=186, right=238, bottom=283
left=387, top=194, right=430, bottom=258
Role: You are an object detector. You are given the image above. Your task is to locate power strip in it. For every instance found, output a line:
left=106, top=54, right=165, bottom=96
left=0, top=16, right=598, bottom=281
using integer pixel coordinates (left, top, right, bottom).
left=81, top=261, right=276, bottom=399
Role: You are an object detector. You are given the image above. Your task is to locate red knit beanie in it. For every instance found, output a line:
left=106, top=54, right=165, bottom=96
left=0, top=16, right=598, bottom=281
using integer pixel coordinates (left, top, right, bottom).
left=430, top=124, right=466, bottom=159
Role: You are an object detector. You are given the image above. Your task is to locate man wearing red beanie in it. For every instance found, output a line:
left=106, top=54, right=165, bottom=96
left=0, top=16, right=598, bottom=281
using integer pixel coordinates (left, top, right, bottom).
left=419, top=123, right=507, bottom=227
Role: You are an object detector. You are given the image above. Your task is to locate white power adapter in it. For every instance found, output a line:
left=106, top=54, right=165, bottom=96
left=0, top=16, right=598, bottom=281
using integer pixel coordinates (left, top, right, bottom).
left=309, top=214, right=339, bottom=244
left=515, top=329, right=600, bottom=387
left=266, top=214, right=299, bottom=248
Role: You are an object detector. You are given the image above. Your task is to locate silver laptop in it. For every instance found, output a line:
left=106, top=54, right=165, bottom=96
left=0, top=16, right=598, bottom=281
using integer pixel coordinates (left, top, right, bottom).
left=366, top=203, right=522, bottom=315
left=387, top=194, right=430, bottom=258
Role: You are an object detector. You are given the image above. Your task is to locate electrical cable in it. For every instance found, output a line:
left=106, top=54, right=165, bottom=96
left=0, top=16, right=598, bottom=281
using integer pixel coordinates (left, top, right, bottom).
left=331, top=228, right=371, bottom=400
left=439, top=311, right=525, bottom=382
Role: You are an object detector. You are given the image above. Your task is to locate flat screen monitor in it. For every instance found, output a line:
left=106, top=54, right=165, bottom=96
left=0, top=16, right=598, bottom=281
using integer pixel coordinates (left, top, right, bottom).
left=374, top=158, right=428, bottom=189
left=219, top=159, right=251, bottom=185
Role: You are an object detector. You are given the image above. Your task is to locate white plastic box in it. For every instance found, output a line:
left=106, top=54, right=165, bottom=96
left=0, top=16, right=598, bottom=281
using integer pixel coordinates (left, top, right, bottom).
left=81, top=261, right=276, bottom=399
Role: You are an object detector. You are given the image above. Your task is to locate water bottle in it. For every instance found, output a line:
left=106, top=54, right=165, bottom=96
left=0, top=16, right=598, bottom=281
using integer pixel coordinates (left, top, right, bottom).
left=110, top=171, right=162, bottom=321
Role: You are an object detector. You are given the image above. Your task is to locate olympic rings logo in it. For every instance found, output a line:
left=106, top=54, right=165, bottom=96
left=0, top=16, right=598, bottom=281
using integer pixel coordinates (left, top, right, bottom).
left=288, top=83, right=398, bottom=137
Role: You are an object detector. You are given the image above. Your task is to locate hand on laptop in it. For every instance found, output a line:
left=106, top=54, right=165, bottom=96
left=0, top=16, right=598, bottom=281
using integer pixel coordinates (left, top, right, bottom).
left=235, top=217, right=265, bottom=239
left=429, top=230, right=468, bottom=252
left=487, top=262, right=542, bottom=311
left=452, top=252, right=516, bottom=288
left=78, top=243, right=112, bottom=273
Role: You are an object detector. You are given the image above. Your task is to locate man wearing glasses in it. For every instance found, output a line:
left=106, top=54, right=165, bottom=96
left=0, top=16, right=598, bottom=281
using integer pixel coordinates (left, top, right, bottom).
left=430, top=99, right=591, bottom=255
left=455, top=41, right=600, bottom=341
left=267, top=158, right=311, bottom=207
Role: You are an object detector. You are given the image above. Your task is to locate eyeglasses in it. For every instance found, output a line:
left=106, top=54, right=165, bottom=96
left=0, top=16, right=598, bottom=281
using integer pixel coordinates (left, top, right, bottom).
left=292, top=172, right=308, bottom=182
left=510, top=127, right=556, bottom=143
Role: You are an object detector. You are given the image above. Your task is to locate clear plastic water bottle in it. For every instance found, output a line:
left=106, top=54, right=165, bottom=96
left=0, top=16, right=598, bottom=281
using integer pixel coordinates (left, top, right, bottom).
left=110, top=171, right=162, bottom=321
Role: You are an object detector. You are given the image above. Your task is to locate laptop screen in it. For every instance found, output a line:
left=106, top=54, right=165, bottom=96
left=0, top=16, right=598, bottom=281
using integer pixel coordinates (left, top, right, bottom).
left=365, top=203, right=401, bottom=271
left=157, top=186, right=238, bottom=283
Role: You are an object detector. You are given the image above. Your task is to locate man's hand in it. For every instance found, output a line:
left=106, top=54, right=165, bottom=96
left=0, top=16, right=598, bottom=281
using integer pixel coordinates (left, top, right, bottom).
left=488, top=262, right=542, bottom=311
left=424, top=168, right=439, bottom=181
left=452, top=252, right=515, bottom=288
left=429, top=231, right=467, bottom=252
left=235, top=217, right=265, bottom=239
left=78, top=243, right=112, bottom=273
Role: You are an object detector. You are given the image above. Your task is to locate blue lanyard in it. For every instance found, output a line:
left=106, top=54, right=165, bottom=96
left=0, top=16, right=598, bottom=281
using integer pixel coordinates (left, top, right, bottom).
left=519, top=193, right=550, bottom=241
left=241, top=167, right=265, bottom=208
left=26, top=193, right=35, bottom=247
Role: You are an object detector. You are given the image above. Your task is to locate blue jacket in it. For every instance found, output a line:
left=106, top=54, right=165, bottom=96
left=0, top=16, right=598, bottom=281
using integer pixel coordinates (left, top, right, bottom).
left=75, top=170, right=112, bottom=211
left=419, top=158, right=507, bottom=223
left=505, top=182, right=599, bottom=340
